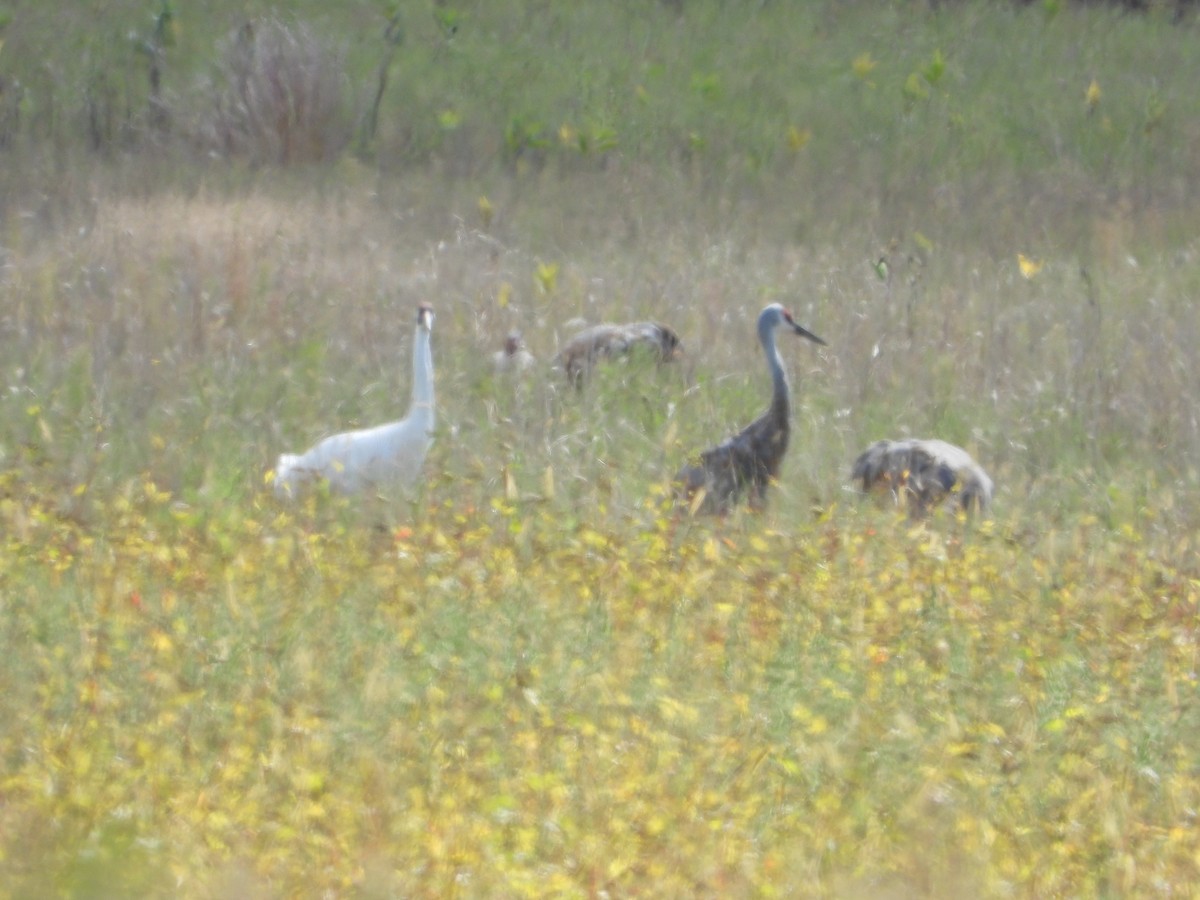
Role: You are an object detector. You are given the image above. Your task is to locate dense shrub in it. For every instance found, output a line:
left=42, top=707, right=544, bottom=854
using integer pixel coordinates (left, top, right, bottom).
left=193, top=18, right=354, bottom=165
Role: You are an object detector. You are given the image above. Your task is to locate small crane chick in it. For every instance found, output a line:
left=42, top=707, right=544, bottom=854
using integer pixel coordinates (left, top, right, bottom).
left=493, top=330, right=536, bottom=375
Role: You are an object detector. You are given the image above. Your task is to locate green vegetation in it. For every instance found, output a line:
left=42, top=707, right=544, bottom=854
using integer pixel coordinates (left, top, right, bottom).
left=1, top=1, right=1198, bottom=895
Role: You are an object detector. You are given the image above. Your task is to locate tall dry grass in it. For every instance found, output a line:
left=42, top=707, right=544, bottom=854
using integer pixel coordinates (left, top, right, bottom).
left=2, top=168, right=1196, bottom=537
left=2, top=5, right=1200, bottom=894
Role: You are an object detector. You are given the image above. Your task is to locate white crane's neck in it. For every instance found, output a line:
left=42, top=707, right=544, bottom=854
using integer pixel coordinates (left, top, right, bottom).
left=410, top=326, right=434, bottom=425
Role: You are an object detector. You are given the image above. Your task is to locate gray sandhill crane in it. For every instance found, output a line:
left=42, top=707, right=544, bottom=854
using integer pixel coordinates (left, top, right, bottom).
left=676, top=303, right=826, bottom=514
left=493, top=330, right=536, bottom=375
left=851, top=438, right=993, bottom=515
left=274, top=303, right=435, bottom=498
left=555, top=321, right=682, bottom=386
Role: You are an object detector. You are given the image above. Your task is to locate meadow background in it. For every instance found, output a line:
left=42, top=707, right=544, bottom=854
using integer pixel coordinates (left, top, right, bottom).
left=1, top=0, right=1199, bottom=895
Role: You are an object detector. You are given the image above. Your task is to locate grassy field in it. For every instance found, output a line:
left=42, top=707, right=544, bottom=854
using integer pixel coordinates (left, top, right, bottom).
left=2, top=1, right=1200, bottom=896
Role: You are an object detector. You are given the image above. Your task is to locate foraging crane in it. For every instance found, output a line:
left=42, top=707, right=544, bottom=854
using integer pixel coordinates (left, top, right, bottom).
left=676, top=303, right=826, bottom=514
left=851, top=438, right=993, bottom=515
left=273, top=303, right=435, bottom=498
left=555, top=320, right=682, bottom=386
left=493, top=330, right=536, bottom=375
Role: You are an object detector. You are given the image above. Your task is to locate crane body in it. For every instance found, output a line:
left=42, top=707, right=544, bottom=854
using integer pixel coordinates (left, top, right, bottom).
left=677, top=303, right=825, bottom=514
left=556, top=321, right=682, bottom=386
left=851, top=437, right=993, bottom=515
left=274, top=304, right=435, bottom=499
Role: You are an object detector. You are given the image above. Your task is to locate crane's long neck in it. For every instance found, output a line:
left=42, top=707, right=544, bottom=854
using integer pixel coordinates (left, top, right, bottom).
left=410, top=326, right=434, bottom=427
left=760, top=317, right=790, bottom=421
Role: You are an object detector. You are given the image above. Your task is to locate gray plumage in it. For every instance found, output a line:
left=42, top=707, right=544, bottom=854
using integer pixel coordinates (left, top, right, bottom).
left=851, top=438, right=994, bottom=515
left=555, top=321, right=682, bottom=386
left=677, top=303, right=826, bottom=514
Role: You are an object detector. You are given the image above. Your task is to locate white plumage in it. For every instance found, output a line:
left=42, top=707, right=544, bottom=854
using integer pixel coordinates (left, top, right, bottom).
left=274, top=303, right=435, bottom=499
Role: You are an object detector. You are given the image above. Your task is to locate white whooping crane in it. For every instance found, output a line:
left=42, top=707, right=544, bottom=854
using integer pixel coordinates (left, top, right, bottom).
left=274, top=303, right=435, bottom=499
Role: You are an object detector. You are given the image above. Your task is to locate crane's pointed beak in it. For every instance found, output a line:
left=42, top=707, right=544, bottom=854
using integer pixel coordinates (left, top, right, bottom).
left=792, top=322, right=827, bottom=346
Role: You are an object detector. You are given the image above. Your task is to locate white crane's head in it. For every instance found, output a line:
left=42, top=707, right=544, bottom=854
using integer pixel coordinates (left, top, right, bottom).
left=416, top=303, right=435, bottom=332
left=760, top=302, right=826, bottom=346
